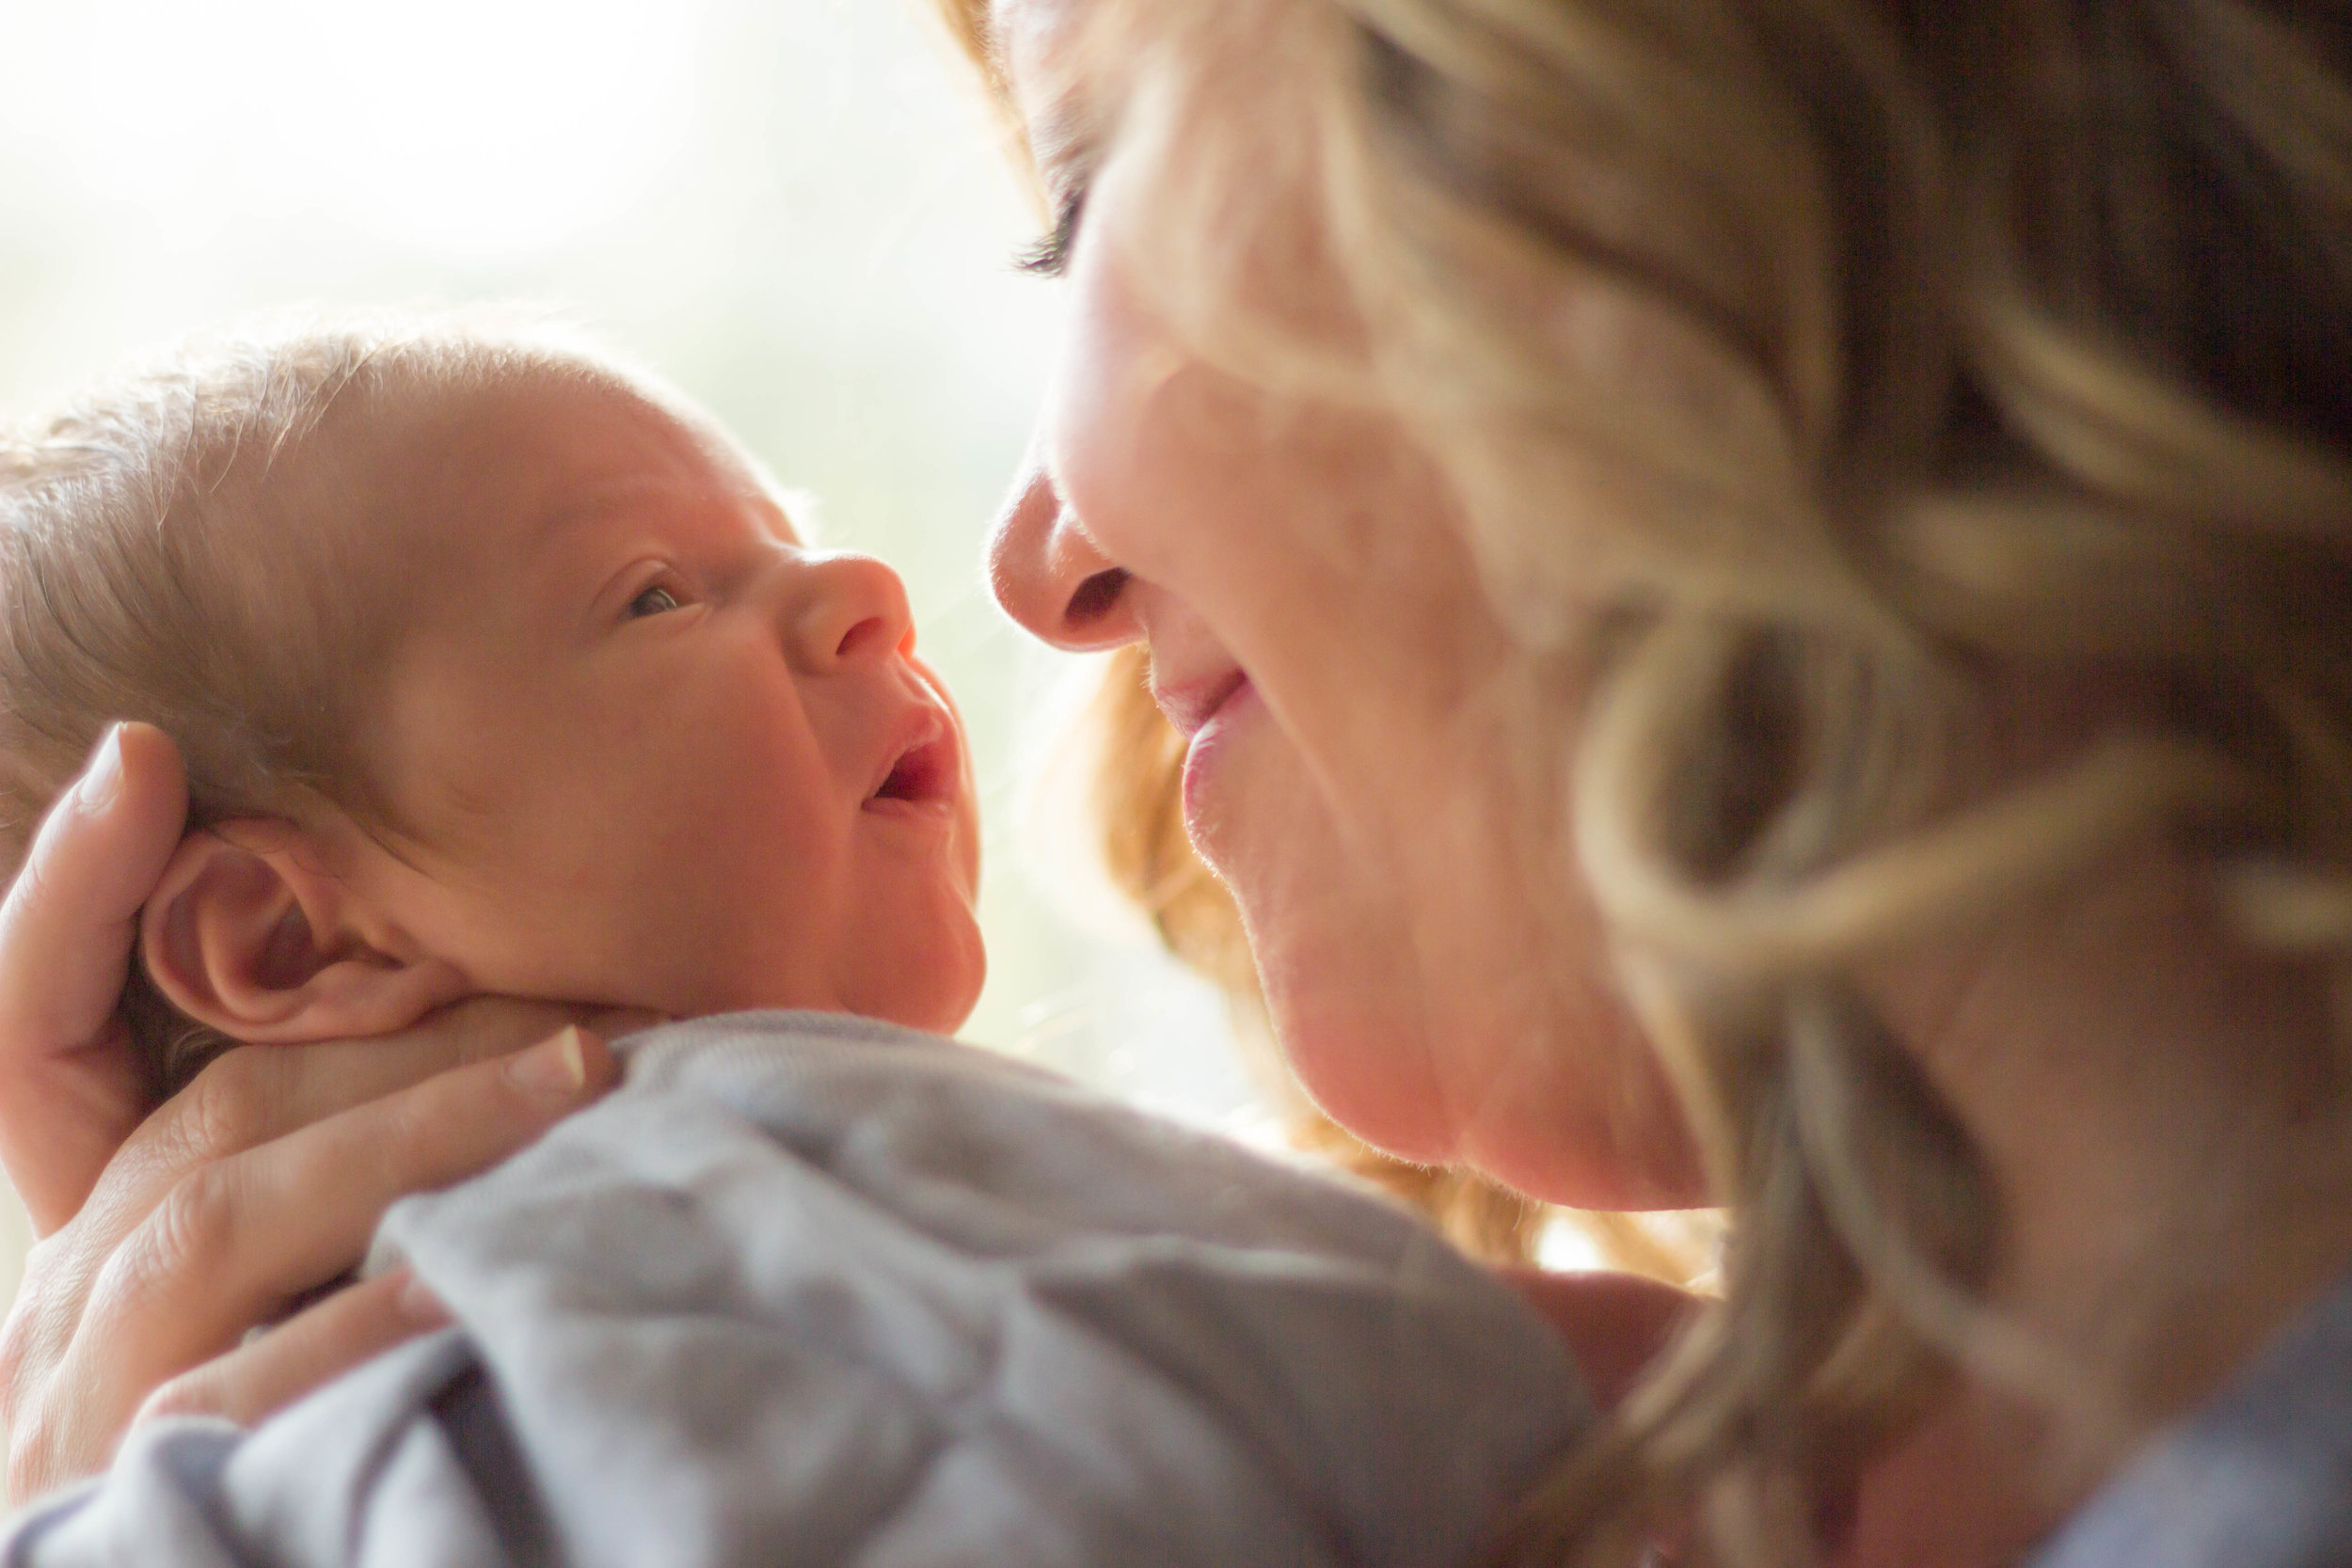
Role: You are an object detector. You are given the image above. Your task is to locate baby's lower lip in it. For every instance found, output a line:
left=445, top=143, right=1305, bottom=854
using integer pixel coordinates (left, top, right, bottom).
left=862, top=792, right=957, bottom=820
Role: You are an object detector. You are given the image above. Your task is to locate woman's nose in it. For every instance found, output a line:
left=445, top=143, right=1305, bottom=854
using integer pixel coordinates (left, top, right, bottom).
left=986, top=456, right=1138, bottom=652
left=787, top=550, right=914, bottom=670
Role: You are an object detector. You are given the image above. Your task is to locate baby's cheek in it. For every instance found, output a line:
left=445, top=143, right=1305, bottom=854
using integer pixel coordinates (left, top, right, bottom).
left=834, top=834, right=985, bottom=1034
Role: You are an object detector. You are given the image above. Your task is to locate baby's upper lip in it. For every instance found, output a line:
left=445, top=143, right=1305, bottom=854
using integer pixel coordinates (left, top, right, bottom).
left=1152, top=669, right=1248, bottom=739
left=866, top=703, right=958, bottom=807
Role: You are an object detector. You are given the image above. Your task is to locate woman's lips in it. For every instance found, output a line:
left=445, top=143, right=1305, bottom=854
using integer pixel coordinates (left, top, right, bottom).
left=1177, top=675, right=1256, bottom=836
left=1152, top=669, right=1248, bottom=740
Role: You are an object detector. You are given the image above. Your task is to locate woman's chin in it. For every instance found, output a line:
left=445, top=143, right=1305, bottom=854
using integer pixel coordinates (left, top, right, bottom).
left=1240, top=906, right=1462, bottom=1164
left=1283, top=1037, right=1459, bottom=1166
left=1248, top=882, right=1707, bottom=1207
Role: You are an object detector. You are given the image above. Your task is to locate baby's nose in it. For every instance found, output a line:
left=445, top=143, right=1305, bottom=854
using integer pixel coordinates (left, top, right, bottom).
left=788, top=551, right=914, bottom=670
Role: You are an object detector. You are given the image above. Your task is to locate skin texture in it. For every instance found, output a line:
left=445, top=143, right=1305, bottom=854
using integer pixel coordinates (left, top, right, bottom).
left=985, top=0, right=1694, bottom=1211
left=0, top=727, right=632, bottom=1501
left=10, top=10, right=2352, bottom=1557
left=140, top=378, right=985, bottom=1045
left=982, top=4, right=2352, bottom=1561
left=1, top=1003, right=625, bottom=1501
left=0, top=377, right=988, bottom=1499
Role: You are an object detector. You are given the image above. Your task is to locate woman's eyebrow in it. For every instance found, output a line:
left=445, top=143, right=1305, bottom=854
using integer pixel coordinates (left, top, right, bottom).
left=992, top=0, right=1094, bottom=171
left=1025, top=104, right=1090, bottom=186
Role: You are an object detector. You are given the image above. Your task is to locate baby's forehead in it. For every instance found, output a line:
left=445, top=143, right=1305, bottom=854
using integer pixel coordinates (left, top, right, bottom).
left=363, top=371, right=785, bottom=557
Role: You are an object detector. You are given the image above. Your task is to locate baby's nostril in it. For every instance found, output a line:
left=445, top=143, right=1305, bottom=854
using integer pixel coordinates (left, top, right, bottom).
left=835, top=614, right=894, bottom=661
left=1065, top=568, right=1128, bottom=626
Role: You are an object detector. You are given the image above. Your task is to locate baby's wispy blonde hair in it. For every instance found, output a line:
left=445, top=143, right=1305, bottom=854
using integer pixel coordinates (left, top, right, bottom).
left=0, top=309, right=643, bottom=1095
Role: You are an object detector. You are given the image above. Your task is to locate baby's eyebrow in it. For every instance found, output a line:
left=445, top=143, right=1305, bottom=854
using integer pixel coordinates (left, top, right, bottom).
left=764, top=487, right=821, bottom=546
left=523, top=481, right=680, bottom=547
left=532, top=469, right=756, bottom=549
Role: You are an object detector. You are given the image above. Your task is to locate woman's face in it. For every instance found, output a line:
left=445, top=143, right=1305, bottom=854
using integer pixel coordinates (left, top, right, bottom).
left=985, top=0, right=1697, bottom=1207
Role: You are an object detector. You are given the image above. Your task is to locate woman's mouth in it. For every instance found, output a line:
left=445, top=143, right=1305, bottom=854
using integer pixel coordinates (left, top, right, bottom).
left=1178, top=675, right=1257, bottom=836
left=1153, top=669, right=1248, bottom=740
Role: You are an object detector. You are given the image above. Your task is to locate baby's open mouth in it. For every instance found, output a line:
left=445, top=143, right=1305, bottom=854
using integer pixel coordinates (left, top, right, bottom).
left=867, top=722, right=958, bottom=811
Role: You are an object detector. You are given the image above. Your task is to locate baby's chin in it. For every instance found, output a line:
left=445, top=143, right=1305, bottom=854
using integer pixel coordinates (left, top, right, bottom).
left=734, top=901, right=986, bottom=1039
left=854, top=909, right=988, bottom=1037
left=870, top=987, right=983, bottom=1037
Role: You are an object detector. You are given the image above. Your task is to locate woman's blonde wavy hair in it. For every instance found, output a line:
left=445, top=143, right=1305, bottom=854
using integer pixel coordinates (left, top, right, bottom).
left=941, top=0, right=2352, bottom=1561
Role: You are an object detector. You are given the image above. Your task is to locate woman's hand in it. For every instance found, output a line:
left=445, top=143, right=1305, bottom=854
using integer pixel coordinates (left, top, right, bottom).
left=1, top=1009, right=628, bottom=1499
left=0, top=723, right=191, bottom=1234
left=0, top=727, right=633, bottom=1500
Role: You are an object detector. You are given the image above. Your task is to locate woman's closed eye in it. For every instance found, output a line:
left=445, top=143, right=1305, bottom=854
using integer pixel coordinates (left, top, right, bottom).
left=1017, top=186, right=1089, bottom=277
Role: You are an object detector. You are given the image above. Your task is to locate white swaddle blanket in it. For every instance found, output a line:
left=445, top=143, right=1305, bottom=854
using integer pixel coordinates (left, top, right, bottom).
left=2, top=1012, right=1590, bottom=1567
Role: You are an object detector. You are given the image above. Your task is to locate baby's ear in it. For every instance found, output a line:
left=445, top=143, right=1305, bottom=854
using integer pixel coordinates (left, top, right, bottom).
left=138, top=820, right=469, bottom=1045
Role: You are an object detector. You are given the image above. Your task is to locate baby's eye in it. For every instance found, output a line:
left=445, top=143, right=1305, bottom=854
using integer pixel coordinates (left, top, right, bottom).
left=627, top=584, right=683, bottom=619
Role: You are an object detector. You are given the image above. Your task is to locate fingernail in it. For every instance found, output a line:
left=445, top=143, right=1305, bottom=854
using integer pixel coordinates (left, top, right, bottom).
left=506, top=1025, right=589, bottom=1096
left=76, top=724, right=125, bottom=813
left=396, top=1271, right=452, bottom=1326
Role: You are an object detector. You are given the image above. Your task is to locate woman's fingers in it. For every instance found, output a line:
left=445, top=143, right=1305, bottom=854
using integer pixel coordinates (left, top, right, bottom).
left=158, top=995, right=613, bottom=1159
left=64, top=995, right=592, bottom=1269
left=0, top=723, right=188, bottom=1233
left=132, top=1269, right=453, bottom=1433
left=2, top=1024, right=619, bottom=1498
left=135, top=1028, right=613, bottom=1357
left=0, top=724, right=183, bottom=1053
left=82, top=1031, right=615, bottom=1446
left=220, top=999, right=656, bottom=1146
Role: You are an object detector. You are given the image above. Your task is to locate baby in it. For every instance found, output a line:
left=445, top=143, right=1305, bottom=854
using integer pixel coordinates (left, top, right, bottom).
left=0, top=311, right=1589, bottom=1568
left=0, top=310, right=985, bottom=1095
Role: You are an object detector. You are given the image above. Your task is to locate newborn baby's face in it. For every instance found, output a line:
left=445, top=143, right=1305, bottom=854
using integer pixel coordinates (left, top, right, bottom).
left=349, top=374, right=985, bottom=1034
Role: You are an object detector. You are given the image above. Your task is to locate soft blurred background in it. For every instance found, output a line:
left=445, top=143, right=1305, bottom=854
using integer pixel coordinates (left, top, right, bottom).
left=0, top=0, right=1263, bottom=1299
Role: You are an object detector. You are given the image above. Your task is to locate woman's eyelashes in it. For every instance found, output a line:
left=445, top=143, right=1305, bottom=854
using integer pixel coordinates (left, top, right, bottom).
left=1016, top=186, right=1089, bottom=277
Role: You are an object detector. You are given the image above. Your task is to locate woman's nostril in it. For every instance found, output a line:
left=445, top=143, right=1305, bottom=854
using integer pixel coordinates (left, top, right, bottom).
left=1066, top=568, right=1129, bottom=627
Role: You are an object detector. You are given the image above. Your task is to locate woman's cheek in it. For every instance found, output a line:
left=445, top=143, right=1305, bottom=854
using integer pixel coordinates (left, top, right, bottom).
left=1044, top=215, right=1212, bottom=570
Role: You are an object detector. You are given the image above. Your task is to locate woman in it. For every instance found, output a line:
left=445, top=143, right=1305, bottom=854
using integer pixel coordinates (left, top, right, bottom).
left=979, top=1, right=2352, bottom=1559
left=5, top=0, right=2352, bottom=1561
